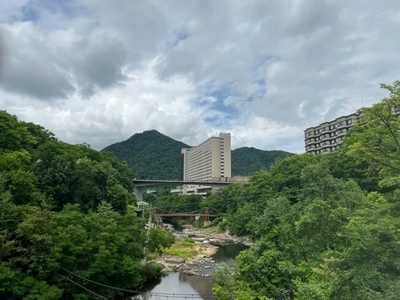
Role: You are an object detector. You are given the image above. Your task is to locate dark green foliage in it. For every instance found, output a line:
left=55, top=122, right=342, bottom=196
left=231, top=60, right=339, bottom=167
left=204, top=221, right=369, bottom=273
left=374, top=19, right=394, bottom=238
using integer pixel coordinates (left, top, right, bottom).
left=152, top=194, right=205, bottom=228
left=211, top=81, right=400, bottom=300
left=102, top=130, right=189, bottom=180
left=153, top=194, right=203, bottom=213
left=232, top=147, right=293, bottom=176
left=327, top=151, right=380, bottom=192
left=146, top=228, right=175, bottom=255
left=0, top=111, right=173, bottom=299
left=0, top=112, right=36, bottom=152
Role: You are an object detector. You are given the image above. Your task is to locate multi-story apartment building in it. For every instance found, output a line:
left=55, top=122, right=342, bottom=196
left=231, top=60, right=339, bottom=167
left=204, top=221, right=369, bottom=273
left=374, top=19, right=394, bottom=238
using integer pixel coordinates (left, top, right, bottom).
left=305, top=104, right=400, bottom=155
left=304, top=112, right=361, bottom=154
left=181, top=132, right=231, bottom=181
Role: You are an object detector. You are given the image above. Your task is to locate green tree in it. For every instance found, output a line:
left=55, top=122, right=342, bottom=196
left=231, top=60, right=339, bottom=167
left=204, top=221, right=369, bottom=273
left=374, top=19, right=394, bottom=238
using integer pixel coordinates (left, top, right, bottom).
left=146, top=228, right=175, bottom=255
left=327, top=192, right=400, bottom=300
left=0, top=111, right=36, bottom=152
left=0, top=111, right=170, bottom=299
left=343, top=80, right=400, bottom=190
left=0, top=150, right=37, bottom=205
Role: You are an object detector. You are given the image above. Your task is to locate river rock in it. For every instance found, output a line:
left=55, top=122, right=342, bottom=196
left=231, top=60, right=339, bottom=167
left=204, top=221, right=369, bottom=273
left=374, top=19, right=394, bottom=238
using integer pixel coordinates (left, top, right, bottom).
left=164, top=257, right=186, bottom=264
left=209, top=238, right=229, bottom=246
left=192, top=237, right=207, bottom=242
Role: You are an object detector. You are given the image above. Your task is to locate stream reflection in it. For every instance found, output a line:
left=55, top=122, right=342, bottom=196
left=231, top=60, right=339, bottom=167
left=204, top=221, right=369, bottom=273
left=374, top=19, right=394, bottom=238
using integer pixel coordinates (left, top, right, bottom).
left=125, top=243, right=247, bottom=300
left=129, top=272, right=214, bottom=300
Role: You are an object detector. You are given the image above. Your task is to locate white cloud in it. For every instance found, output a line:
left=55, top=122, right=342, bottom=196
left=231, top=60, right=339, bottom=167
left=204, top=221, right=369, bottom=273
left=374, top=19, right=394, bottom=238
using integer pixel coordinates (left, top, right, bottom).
left=1, top=0, right=400, bottom=154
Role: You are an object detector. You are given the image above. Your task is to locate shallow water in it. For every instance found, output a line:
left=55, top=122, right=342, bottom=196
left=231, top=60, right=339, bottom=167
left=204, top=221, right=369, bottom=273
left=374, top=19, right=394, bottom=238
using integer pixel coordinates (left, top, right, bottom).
left=131, top=272, right=215, bottom=300
left=124, top=243, right=247, bottom=300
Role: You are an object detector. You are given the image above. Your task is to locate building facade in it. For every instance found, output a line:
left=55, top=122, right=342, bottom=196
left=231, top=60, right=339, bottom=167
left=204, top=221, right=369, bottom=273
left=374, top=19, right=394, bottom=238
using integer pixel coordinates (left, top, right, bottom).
left=304, top=112, right=361, bottom=154
left=181, top=133, right=232, bottom=181
left=305, top=104, right=400, bottom=155
left=170, top=184, right=212, bottom=196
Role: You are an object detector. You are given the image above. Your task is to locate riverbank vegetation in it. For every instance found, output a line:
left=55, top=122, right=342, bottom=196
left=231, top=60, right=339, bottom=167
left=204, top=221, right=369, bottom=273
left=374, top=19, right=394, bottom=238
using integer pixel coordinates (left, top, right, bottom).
left=205, top=81, right=400, bottom=300
left=162, top=237, right=199, bottom=259
left=0, top=111, right=175, bottom=299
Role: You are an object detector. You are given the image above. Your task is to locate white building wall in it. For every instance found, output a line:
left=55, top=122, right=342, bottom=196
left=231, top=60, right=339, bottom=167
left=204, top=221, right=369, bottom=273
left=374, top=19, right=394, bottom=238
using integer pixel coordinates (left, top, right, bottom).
left=181, top=133, right=231, bottom=181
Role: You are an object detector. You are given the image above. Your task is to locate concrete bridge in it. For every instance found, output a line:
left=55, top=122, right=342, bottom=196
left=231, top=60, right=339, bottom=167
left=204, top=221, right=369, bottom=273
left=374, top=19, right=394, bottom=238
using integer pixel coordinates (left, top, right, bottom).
left=133, top=179, right=233, bottom=201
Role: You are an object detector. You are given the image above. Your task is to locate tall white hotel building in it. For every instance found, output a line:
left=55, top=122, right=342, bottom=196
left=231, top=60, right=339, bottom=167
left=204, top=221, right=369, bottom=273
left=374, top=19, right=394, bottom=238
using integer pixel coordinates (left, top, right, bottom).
left=181, top=133, right=232, bottom=181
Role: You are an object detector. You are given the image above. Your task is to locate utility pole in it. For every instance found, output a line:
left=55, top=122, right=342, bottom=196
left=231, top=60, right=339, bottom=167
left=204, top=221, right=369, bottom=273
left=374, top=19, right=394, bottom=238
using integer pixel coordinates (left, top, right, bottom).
left=142, top=203, right=153, bottom=266
left=204, top=207, right=210, bottom=226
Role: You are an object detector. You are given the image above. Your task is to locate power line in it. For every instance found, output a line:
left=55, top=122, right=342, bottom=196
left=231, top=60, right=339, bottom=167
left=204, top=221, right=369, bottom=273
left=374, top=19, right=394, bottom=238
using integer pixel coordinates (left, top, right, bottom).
left=60, top=267, right=214, bottom=298
left=60, top=267, right=142, bottom=294
left=57, top=273, right=107, bottom=300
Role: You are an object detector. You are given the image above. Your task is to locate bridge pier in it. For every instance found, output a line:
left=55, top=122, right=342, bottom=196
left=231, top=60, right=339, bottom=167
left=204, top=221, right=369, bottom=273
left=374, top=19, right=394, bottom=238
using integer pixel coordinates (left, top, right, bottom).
left=134, top=186, right=145, bottom=202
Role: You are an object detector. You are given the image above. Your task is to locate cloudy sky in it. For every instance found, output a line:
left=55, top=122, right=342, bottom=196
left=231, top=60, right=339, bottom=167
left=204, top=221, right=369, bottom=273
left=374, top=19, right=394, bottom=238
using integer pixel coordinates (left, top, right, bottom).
left=0, top=0, right=399, bottom=153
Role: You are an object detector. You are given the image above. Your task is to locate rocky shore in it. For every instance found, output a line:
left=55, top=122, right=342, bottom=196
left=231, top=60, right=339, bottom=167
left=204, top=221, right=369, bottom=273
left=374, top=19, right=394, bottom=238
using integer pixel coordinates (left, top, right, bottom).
left=157, top=227, right=252, bottom=277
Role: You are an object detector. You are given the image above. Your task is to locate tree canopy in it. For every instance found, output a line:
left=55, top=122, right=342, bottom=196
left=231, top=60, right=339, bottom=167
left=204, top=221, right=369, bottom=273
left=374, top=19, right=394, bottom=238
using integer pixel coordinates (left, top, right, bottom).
left=0, top=110, right=174, bottom=299
left=207, top=81, right=400, bottom=299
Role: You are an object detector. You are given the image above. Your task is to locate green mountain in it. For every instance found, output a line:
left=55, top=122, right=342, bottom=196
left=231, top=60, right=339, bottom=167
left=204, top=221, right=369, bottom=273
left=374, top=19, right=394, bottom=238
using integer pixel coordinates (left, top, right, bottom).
left=102, top=130, right=294, bottom=179
left=231, top=147, right=293, bottom=175
left=102, top=130, right=189, bottom=180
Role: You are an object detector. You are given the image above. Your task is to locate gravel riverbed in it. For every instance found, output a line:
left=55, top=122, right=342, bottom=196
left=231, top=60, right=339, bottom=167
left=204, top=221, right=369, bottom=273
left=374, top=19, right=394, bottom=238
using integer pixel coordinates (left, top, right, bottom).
left=156, top=227, right=251, bottom=277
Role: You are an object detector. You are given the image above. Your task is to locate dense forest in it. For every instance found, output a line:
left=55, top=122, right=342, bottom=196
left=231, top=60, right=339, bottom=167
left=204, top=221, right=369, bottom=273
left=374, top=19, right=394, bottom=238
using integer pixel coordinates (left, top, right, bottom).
left=0, top=113, right=174, bottom=299
left=231, top=147, right=292, bottom=176
left=103, top=130, right=292, bottom=179
left=204, top=81, right=400, bottom=299
left=102, top=130, right=188, bottom=180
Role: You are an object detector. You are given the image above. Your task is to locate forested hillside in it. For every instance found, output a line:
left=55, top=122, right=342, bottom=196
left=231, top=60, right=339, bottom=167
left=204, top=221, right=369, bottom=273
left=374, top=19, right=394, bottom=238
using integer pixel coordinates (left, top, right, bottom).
left=0, top=112, right=174, bottom=299
left=203, top=81, right=400, bottom=299
left=231, top=147, right=292, bottom=175
left=103, top=130, right=189, bottom=180
left=103, top=131, right=292, bottom=179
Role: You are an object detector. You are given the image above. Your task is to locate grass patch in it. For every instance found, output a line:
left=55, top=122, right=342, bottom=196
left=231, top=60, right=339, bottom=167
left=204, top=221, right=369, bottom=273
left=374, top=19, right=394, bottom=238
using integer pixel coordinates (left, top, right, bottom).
left=163, top=237, right=199, bottom=259
left=201, top=225, right=225, bottom=234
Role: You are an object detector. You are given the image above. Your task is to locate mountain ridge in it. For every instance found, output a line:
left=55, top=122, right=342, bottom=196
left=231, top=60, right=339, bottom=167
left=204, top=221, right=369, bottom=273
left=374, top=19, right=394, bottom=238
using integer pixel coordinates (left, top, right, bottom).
left=102, top=130, right=293, bottom=179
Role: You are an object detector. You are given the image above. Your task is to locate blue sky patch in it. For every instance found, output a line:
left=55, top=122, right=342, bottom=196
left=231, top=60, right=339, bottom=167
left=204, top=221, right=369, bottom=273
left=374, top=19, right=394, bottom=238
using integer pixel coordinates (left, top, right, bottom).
left=201, top=84, right=239, bottom=126
left=18, top=0, right=83, bottom=22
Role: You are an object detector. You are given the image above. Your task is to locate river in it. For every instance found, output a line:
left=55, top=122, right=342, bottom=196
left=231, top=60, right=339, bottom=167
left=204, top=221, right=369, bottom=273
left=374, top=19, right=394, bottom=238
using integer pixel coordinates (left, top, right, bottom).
left=126, top=243, right=247, bottom=300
